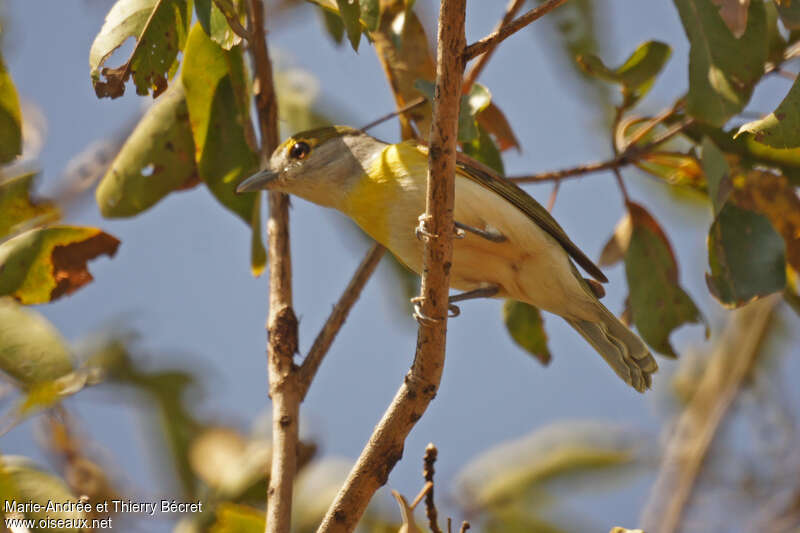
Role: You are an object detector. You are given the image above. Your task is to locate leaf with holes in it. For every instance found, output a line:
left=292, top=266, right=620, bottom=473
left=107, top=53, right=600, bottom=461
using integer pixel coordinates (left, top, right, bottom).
left=0, top=173, right=60, bottom=239
left=622, top=203, right=704, bottom=356
left=707, top=203, right=786, bottom=306
left=0, top=298, right=72, bottom=386
left=96, top=81, right=198, bottom=217
left=577, top=41, right=671, bottom=107
left=0, top=54, right=22, bottom=164
left=89, top=0, right=192, bottom=98
left=503, top=300, right=551, bottom=365
left=0, top=226, right=119, bottom=305
left=675, top=0, right=766, bottom=126
left=195, top=0, right=244, bottom=50
left=736, top=75, right=800, bottom=149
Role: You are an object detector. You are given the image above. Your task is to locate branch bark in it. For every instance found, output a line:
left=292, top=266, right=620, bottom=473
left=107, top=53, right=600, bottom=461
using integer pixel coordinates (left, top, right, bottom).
left=463, top=0, right=570, bottom=61
left=508, top=117, right=694, bottom=183
left=245, top=1, right=299, bottom=533
left=315, top=0, right=467, bottom=530
left=462, top=0, right=526, bottom=93
left=640, top=295, right=779, bottom=533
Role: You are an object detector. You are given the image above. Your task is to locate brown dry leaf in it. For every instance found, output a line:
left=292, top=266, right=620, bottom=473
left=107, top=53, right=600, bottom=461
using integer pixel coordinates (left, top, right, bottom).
left=0, top=226, right=120, bottom=304
left=711, top=0, right=750, bottom=38
left=477, top=102, right=520, bottom=151
left=371, top=0, right=436, bottom=140
left=731, top=169, right=800, bottom=271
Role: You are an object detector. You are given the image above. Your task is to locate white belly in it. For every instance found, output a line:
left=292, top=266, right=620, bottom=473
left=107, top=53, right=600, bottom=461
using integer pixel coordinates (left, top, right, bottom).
left=384, top=177, right=599, bottom=321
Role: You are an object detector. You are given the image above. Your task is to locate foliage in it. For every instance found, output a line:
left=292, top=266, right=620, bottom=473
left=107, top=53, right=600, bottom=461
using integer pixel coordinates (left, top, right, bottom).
left=1, top=0, right=799, bottom=532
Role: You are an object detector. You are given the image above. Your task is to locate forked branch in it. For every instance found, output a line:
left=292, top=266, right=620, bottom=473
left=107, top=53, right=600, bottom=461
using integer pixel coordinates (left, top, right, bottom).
left=315, top=0, right=467, bottom=530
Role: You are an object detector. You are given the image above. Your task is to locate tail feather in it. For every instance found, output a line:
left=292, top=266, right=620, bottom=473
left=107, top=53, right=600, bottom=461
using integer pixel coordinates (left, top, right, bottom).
left=566, top=306, right=657, bottom=393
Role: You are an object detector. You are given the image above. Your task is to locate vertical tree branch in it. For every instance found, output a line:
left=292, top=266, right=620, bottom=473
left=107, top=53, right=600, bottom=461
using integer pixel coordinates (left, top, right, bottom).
left=316, top=1, right=466, bottom=530
left=246, top=1, right=300, bottom=532
left=640, top=295, right=779, bottom=533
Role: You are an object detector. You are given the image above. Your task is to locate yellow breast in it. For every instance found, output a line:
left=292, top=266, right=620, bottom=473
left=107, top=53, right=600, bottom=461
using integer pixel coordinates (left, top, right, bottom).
left=343, top=143, right=428, bottom=245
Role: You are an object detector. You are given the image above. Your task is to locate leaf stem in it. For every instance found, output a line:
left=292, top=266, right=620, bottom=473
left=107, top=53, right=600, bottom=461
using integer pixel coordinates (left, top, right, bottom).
left=462, top=0, right=526, bottom=93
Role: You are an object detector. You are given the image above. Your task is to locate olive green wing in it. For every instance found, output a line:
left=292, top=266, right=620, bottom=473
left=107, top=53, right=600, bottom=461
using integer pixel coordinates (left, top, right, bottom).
left=454, top=152, right=608, bottom=283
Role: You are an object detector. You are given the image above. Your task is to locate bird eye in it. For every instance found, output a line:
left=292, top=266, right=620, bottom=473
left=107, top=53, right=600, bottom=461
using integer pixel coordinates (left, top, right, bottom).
left=289, top=141, right=310, bottom=160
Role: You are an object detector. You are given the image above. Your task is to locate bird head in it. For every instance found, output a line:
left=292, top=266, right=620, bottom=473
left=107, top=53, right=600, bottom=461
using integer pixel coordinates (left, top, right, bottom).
left=236, top=126, right=387, bottom=209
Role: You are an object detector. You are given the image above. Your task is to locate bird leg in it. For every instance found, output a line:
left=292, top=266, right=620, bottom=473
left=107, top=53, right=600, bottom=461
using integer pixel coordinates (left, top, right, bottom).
left=454, top=221, right=507, bottom=243
left=411, top=285, right=499, bottom=324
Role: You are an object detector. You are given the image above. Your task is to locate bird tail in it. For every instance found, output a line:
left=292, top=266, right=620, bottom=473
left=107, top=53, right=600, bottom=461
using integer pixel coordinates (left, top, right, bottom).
left=565, top=304, right=657, bottom=393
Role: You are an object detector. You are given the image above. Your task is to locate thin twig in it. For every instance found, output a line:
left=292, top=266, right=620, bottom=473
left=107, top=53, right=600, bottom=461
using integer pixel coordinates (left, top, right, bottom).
left=546, top=181, right=560, bottom=212
left=640, top=296, right=779, bottom=533
left=424, top=444, right=442, bottom=533
left=462, top=0, right=526, bottom=92
left=360, top=97, right=428, bottom=132
left=459, top=522, right=471, bottom=533
left=298, top=244, right=385, bottom=399
left=464, top=0, right=571, bottom=61
left=410, top=482, right=434, bottom=510
left=246, top=1, right=300, bottom=533
left=212, top=0, right=252, bottom=41
left=509, top=116, right=694, bottom=183
left=316, top=0, right=466, bottom=530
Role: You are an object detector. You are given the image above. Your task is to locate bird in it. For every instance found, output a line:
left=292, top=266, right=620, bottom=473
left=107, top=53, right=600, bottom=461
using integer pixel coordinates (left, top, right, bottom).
left=236, top=126, right=658, bottom=392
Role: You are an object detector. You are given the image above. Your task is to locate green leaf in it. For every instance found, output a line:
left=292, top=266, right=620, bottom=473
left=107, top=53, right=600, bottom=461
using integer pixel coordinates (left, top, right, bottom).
left=414, top=80, right=491, bottom=143
left=250, top=194, right=266, bottom=277
left=706, top=203, right=786, bottom=307
left=89, top=0, right=193, bottom=98
left=775, top=0, right=800, bottom=29
left=456, top=421, right=639, bottom=511
left=359, top=0, right=380, bottom=31
left=318, top=5, right=345, bottom=44
left=182, top=24, right=258, bottom=225
left=0, top=226, right=120, bottom=305
left=577, top=40, right=671, bottom=107
left=0, top=298, right=72, bottom=386
left=210, top=503, right=265, bottom=533
left=503, top=300, right=551, bottom=365
left=3, top=457, right=85, bottom=532
left=195, top=0, right=243, bottom=50
left=674, top=0, right=767, bottom=126
left=90, top=340, right=203, bottom=496
left=336, top=0, right=362, bottom=51
left=96, top=81, right=198, bottom=217
left=275, top=69, right=333, bottom=135
left=0, top=53, right=22, bottom=164
left=701, top=137, right=731, bottom=214
left=621, top=203, right=704, bottom=357
left=0, top=173, right=60, bottom=239
left=729, top=169, right=800, bottom=273
left=462, top=126, right=505, bottom=176
left=736, top=75, right=800, bottom=148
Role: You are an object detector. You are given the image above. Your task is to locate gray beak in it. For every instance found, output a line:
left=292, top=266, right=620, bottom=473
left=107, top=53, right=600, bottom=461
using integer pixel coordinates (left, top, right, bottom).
left=236, top=169, right=279, bottom=193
